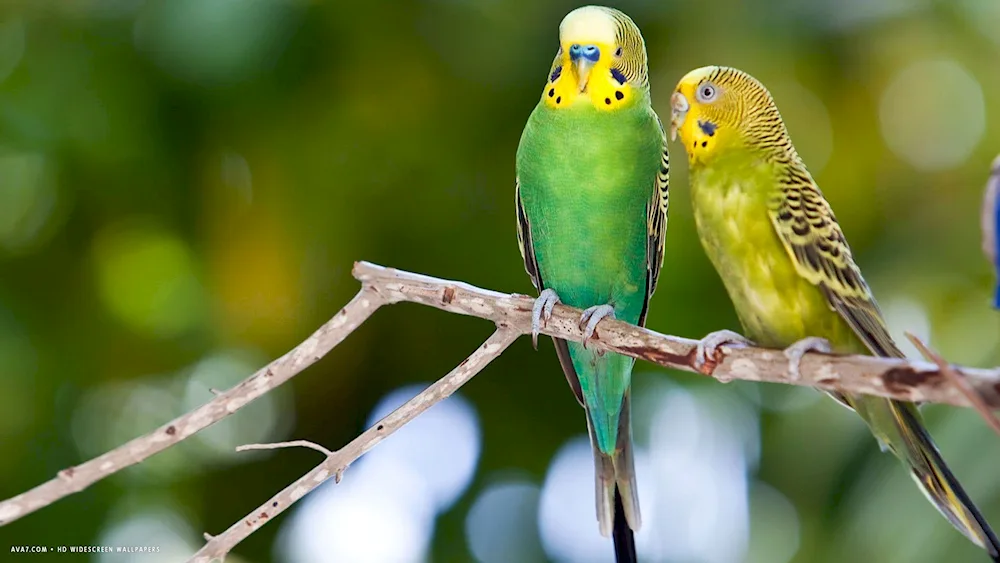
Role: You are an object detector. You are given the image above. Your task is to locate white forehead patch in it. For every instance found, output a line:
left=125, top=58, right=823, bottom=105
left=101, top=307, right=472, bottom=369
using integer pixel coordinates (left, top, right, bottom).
left=559, top=6, right=616, bottom=45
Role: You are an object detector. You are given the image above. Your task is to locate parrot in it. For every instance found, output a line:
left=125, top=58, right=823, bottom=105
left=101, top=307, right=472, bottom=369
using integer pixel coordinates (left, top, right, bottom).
left=514, top=5, right=668, bottom=559
left=980, top=154, right=1000, bottom=309
left=670, top=65, right=1000, bottom=560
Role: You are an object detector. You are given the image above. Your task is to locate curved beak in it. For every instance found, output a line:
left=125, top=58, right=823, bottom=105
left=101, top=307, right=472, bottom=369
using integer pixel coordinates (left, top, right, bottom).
left=569, top=44, right=601, bottom=93
left=574, top=58, right=595, bottom=93
left=670, top=92, right=689, bottom=142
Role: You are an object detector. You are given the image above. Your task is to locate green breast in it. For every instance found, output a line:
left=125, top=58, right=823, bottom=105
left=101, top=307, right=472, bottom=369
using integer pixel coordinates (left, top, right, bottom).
left=690, top=153, right=858, bottom=350
left=516, top=98, right=662, bottom=324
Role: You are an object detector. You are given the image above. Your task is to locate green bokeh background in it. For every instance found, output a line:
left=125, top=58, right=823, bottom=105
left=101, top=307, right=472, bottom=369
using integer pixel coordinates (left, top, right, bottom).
left=2, top=0, right=1000, bottom=561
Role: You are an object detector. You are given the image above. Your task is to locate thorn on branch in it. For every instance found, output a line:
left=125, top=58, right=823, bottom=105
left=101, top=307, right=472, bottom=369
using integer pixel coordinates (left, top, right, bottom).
left=906, top=332, right=1000, bottom=438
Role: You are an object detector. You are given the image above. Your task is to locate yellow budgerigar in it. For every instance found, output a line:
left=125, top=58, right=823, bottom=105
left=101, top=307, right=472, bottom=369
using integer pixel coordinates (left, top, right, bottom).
left=671, top=65, right=999, bottom=561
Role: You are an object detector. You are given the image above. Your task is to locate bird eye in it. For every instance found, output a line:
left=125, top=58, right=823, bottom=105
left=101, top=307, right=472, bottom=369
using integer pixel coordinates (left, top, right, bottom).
left=697, top=83, right=718, bottom=102
left=614, top=46, right=623, bottom=58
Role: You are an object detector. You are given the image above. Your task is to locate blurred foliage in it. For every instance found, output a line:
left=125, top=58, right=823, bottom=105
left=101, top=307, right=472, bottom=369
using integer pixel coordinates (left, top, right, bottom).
left=1, top=0, right=1000, bottom=561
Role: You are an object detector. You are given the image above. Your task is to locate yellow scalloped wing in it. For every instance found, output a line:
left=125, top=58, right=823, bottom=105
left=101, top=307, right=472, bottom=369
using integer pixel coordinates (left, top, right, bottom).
left=766, top=166, right=903, bottom=358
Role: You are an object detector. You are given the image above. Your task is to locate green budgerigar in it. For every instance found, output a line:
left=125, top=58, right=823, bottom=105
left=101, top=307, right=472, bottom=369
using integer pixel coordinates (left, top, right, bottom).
left=671, top=65, right=999, bottom=560
left=514, top=5, right=668, bottom=545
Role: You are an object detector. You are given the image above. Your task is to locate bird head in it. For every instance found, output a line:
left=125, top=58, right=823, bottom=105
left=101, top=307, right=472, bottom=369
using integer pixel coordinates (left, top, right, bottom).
left=671, top=65, right=789, bottom=165
left=541, top=6, right=649, bottom=111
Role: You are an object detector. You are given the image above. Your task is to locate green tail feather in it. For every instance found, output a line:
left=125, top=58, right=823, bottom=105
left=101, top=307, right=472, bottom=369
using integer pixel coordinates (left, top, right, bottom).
left=571, top=343, right=632, bottom=454
left=586, top=387, right=641, bottom=536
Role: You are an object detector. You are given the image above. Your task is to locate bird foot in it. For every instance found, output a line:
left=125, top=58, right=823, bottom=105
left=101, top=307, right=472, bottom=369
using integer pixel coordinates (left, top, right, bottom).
left=579, top=304, right=616, bottom=351
left=531, top=289, right=561, bottom=349
left=695, top=329, right=754, bottom=375
left=783, top=336, right=832, bottom=381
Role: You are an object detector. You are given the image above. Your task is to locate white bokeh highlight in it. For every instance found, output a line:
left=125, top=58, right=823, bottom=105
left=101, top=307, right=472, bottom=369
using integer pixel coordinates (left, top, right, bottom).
left=363, top=384, right=482, bottom=511
left=280, top=461, right=434, bottom=563
left=772, top=80, right=834, bottom=175
left=466, top=478, right=545, bottom=563
left=879, top=59, right=985, bottom=172
left=71, top=349, right=294, bottom=481
left=643, top=389, right=755, bottom=563
left=957, top=0, right=1000, bottom=49
left=98, top=507, right=197, bottom=563
left=539, top=436, right=648, bottom=563
left=71, top=377, right=190, bottom=481
left=882, top=296, right=931, bottom=361
left=746, top=482, right=801, bottom=563
left=278, top=384, right=481, bottom=563
left=181, top=350, right=295, bottom=464
left=540, top=386, right=760, bottom=563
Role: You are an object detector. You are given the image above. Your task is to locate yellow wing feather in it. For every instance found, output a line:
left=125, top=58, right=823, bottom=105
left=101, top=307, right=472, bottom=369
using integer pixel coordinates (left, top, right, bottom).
left=767, top=128, right=1000, bottom=560
left=766, top=163, right=903, bottom=358
left=763, top=97, right=1000, bottom=562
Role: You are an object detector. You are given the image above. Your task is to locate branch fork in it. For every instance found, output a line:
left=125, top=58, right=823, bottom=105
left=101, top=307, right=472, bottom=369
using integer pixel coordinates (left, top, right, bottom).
left=0, top=261, right=996, bottom=562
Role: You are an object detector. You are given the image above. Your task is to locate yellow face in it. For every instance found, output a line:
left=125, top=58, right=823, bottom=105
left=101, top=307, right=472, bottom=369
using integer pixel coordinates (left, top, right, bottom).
left=670, top=66, right=739, bottom=165
left=542, top=6, right=643, bottom=111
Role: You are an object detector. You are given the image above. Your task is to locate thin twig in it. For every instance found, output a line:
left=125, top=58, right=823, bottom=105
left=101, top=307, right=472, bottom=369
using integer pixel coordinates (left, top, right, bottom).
left=906, top=332, right=1000, bottom=437
left=188, top=328, right=519, bottom=563
left=236, top=440, right=335, bottom=457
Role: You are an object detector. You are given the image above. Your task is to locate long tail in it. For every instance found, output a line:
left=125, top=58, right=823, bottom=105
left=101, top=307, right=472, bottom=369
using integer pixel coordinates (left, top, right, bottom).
left=555, top=337, right=640, bottom=560
left=612, top=487, right=638, bottom=563
left=587, top=390, right=641, bottom=537
left=863, top=397, right=1000, bottom=560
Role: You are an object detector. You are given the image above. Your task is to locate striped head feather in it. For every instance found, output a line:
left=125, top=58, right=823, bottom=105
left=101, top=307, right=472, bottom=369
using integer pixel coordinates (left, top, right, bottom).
left=670, top=66, right=797, bottom=166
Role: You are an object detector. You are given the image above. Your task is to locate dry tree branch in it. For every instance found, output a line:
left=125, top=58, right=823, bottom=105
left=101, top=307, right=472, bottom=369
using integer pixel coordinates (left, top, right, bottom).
left=351, top=262, right=1000, bottom=409
left=189, top=328, right=519, bottom=563
left=0, top=286, right=387, bottom=526
left=0, top=260, right=998, bottom=562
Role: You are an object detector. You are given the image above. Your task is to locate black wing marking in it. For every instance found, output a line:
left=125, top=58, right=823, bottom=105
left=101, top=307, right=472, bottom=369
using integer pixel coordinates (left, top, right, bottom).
left=640, top=116, right=669, bottom=325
